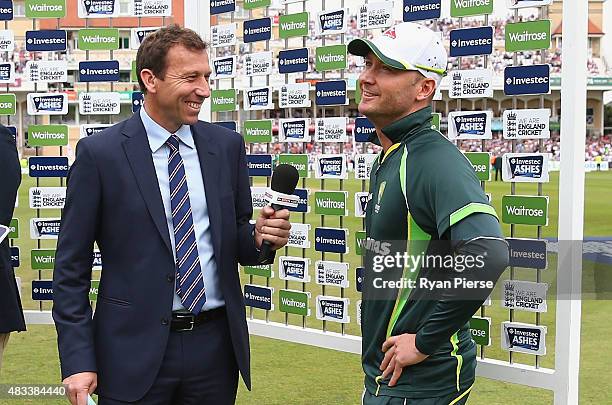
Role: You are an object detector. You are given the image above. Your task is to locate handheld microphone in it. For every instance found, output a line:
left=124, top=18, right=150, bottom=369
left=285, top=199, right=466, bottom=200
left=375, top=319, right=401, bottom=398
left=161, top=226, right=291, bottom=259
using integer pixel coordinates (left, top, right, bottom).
left=258, top=164, right=299, bottom=263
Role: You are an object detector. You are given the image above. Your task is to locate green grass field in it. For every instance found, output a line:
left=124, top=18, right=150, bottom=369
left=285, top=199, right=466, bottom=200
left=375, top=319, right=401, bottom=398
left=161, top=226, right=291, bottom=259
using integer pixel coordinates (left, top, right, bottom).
left=1, top=170, right=611, bottom=404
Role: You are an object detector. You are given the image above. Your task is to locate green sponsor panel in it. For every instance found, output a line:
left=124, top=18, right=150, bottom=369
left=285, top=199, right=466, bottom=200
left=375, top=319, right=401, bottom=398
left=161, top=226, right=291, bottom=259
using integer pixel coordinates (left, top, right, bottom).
left=505, top=20, right=551, bottom=52
left=0, top=94, right=16, bottom=115
left=243, top=0, right=270, bottom=9
left=78, top=28, right=120, bottom=51
left=314, top=191, right=347, bottom=216
left=25, top=0, right=66, bottom=18
left=450, top=0, right=493, bottom=17
left=465, top=152, right=491, bottom=181
left=431, top=113, right=441, bottom=131
left=27, top=125, right=68, bottom=147
left=278, top=12, right=309, bottom=39
left=243, top=120, right=272, bottom=143
left=8, top=218, right=19, bottom=239
left=131, top=60, right=138, bottom=82
left=89, top=280, right=100, bottom=301
left=243, top=265, right=272, bottom=278
left=315, top=44, right=347, bottom=71
left=278, top=154, right=309, bottom=178
left=31, top=249, right=56, bottom=270
left=469, top=316, right=491, bottom=346
left=355, top=231, right=366, bottom=256
left=278, top=289, right=309, bottom=316
left=211, top=89, right=237, bottom=112
left=502, top=195, right=549, bottom=226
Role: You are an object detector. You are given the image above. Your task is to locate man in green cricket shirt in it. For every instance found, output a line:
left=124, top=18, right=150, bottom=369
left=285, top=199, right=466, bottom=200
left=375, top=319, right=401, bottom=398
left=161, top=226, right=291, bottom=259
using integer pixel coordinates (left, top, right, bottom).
left=348, top=22, right=509, bottom=405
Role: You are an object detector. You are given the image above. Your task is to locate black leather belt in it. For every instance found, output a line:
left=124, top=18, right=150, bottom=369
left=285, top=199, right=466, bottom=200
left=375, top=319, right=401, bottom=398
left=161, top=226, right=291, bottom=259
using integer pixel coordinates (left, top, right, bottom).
left=170, top=306, right=226, bottom=331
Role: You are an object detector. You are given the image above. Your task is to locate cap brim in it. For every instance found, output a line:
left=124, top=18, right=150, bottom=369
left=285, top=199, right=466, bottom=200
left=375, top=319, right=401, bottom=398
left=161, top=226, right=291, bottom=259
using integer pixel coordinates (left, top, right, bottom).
left=347, top=38, right=407, bottom=71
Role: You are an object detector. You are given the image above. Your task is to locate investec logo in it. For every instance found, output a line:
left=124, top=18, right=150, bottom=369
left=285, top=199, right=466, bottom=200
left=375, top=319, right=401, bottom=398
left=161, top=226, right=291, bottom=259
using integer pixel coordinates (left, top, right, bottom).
left=247, top=88, right=269, bottom=106
left=316, top=87, right=345, bottom=99
left=213, top=57, right=234, bottom=76
left=315, top=234, right=346, bottom=248
left=32, top=95, right=64, bottom=112
left=282, top=120, right=306, bottom=139
left=319, top=9, right=344, bottom=32
left=83, top=0, right=115, bottom=15
left=508, top=155, right=544, bottom=179
left=454, top=113, right=487, bottom=135
left=451, top=35, right=492, bottom=48
left=319, top=156, right=343, bottom=176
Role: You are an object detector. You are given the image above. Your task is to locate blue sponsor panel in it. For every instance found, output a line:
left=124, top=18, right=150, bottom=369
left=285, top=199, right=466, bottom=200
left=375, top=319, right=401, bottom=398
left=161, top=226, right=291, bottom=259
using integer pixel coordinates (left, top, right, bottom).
left=507, top=238, right=547, bottom=269
left=28, top=156, right=69, bottom=178
left=212, top=56, right=236, bottom=78
left=92, top=251, right=102, bottom=269
left=10, top=246, right=19, bottom=268
left=25, top=30, right=67, bottom=52
left=356, top=266, right=364, bottom=292
left=278, top=48, right=309, bottom=73
left=318, top=9, right=346, bottom=33
left=31, top=218, right=61, bottom=239
left=504, top=64, right=550, bottom=96
left=315, top=227, right=348, bottom=254
left=244, top=284, right=273, bottom=310
left=78, top=60, right=120, bottom=82
left=280, top=119, right=308, bottom=141
left=6, top=125, right=16, bottom=142
left=247, top=154, right=273, bottom=177
left=0, top=62, right=12, bottom=81
left=449, top=26, right=493, bottom=57
left=0, top=0, right=13, bottom=21
left=315, top=80, right=347, bottom=106
left=243, top=17, right=272, bottom=43
left=290, top=188, right=309, bottom=213
left=210, top=0, right=235, bottom=15
left=214, top=121, right=237, bottom=131
left=131, top=91, right=144, bottom=113
left=32, top=280, right=53, bottom=301
left=354, top=116, right=375, bottom=142
left=403, top=0, right=441, bottom=22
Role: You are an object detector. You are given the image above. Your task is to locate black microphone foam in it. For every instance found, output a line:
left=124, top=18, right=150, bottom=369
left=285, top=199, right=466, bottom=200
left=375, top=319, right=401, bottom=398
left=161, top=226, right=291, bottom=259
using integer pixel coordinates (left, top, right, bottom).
left=271, top=164, right=299, bottom=195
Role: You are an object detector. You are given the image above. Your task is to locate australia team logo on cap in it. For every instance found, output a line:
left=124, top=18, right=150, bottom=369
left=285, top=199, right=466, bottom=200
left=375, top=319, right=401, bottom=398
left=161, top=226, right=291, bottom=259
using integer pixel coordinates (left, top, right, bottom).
left=447, top=111, right=492, bottom=140
left=212, top=55, right=237, bottom=79
left=78, top=0, right=118, bottom=18
left=315, top=155, right=347, bottom=179
left=279, top=118, right=310, bottom=142
left=316, top=295, right=350, bottom=323
left=244, top=87, right=272, bottom=110
left=27, top=93, right=68, bottom=115
left=316, top=8, right=348, bottom=35
left=25, top=30, right=67, bottom=52
left=502, top=153, right=550, bottom=183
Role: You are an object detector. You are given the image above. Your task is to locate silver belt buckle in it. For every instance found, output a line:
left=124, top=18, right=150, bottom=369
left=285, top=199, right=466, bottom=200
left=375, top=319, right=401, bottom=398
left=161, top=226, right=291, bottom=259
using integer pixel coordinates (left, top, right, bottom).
left=174, top=312, right=195, bottom=331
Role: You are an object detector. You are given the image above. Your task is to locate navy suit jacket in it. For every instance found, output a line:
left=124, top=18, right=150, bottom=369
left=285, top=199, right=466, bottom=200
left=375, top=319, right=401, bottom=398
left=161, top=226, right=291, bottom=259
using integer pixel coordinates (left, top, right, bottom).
left=53, top=113, right=266, bottom=401
left=0, top=124, right=25, bottom=334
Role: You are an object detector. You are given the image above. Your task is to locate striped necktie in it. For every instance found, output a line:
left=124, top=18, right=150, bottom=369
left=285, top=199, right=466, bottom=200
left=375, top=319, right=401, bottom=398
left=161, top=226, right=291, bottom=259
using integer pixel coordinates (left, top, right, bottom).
left=166, top=134, right=206, bottom=314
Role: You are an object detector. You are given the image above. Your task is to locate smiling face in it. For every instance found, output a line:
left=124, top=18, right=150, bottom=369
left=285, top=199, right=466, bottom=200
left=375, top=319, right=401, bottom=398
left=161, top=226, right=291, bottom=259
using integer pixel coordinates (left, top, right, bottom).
left=140, top=45, right=211, bottom=133
left=358, top=52, right=435, bottom=129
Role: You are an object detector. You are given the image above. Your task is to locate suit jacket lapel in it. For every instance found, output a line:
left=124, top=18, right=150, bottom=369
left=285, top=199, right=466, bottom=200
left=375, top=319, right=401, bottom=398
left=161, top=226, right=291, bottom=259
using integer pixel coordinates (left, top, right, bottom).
left=121, top=114, right=173, bottom=254
left=192, top=124, right=222, bottom=262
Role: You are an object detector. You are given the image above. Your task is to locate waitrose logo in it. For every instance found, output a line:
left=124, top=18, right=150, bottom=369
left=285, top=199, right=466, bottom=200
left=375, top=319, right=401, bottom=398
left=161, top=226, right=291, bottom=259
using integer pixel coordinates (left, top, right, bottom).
left=505, top=20, right=551, bottom=52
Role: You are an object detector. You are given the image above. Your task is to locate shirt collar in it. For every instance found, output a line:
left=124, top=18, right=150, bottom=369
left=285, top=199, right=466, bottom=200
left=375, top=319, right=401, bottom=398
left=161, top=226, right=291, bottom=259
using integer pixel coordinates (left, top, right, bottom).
left=368, top=106, right=433, bottom=145
left=140, top=106, right=195, bottom=153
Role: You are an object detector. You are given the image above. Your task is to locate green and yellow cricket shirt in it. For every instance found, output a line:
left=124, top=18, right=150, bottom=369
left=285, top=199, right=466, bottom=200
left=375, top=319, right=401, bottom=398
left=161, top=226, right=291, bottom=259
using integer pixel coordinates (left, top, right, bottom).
left=362, top=106, right=499, bottom=399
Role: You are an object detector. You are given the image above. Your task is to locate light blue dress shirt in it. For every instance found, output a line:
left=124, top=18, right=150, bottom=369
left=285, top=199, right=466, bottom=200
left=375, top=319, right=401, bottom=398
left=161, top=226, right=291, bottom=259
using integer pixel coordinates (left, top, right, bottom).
left=140, top=107, right=224, bottom=311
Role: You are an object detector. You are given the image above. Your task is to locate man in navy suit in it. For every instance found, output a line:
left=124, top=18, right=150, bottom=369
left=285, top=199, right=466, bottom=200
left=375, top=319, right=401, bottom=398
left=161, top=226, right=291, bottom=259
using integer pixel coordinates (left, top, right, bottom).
left=0, top=123, right=26, bottom=375
left=53, top=25, right=290, bottom=405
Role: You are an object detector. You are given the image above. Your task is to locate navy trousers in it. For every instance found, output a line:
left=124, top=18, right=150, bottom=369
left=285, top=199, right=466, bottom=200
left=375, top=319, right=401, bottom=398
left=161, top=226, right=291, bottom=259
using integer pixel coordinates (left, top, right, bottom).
left=98, top=311, right=239, bottom=405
